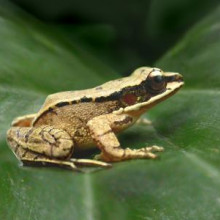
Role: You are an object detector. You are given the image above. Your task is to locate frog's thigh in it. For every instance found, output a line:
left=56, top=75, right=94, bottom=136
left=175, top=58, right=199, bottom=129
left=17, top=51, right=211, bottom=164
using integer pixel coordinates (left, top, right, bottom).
left=7, top=126, right=110, bottom=169
left=7, top=125, right=74, bottom=159
left=87, top=114, right=163, bottom=162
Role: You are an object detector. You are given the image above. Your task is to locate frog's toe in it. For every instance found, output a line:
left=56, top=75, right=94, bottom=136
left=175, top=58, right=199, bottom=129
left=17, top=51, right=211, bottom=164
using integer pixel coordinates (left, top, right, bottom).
left=93, top=153, right=101, bottom=160
left=71, top=158, right=112, bottom=168
left=144, top=145, right=164, bottom=152
left=136, top=118, right=152, bottom=126
left=145, top=152, right=158, bottom=159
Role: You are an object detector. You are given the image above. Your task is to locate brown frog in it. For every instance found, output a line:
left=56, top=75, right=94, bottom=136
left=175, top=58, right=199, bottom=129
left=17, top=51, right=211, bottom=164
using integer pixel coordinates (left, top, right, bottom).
left=7, top=67, right=184, bottom=171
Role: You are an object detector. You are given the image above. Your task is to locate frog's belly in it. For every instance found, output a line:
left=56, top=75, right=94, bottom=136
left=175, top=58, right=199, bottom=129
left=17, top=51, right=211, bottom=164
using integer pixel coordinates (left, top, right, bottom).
left=75, top=140, right=96, bottom=151
left=58, top=123, right=96, bottom=151
left=71, top=128, right=95, bottom=151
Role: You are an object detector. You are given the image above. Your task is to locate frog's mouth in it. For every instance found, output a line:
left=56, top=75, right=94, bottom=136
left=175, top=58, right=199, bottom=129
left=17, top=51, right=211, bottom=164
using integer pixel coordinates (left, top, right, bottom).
left=120, top=72, right=184, bottom=114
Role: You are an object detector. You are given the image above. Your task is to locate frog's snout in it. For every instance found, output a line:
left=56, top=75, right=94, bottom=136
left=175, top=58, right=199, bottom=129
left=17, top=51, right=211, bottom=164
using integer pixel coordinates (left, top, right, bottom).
left=165, top=72, right=184, bottom=83
left=175, top=73, right=184, bottom=82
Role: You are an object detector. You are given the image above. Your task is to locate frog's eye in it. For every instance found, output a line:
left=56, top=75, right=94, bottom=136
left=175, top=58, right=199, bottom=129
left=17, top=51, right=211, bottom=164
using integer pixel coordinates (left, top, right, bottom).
left=145, top=72, right=167, bottom=94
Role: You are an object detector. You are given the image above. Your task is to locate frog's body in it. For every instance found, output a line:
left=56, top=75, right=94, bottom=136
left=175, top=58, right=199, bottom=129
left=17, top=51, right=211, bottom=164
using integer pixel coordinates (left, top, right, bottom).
left=7, top=67, right=184, bottom=171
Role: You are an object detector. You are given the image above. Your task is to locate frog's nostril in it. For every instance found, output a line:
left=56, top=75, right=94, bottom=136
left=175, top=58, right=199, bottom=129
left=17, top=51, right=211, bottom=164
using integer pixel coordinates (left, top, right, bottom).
left=178, top=74, right=184, bottom=81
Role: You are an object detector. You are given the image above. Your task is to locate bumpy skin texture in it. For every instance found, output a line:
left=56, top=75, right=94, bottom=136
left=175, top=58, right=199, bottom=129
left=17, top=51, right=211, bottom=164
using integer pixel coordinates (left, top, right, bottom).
left=7, top=67, right=183, bottom=170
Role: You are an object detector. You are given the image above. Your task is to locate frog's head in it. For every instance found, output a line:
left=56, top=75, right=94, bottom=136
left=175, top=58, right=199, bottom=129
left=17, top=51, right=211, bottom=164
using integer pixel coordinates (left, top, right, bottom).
left=118, top=67, right=184, bottom=114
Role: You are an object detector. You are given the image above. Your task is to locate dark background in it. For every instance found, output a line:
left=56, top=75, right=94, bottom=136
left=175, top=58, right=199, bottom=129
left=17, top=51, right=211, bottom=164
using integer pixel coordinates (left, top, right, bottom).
left=10, top=0, right=219, bottom=74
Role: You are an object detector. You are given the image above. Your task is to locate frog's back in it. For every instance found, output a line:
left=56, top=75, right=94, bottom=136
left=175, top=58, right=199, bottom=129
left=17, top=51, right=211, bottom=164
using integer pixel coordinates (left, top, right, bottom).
left=33, top=68, right=148, bottom=127
left=40, top=77, right=134, bottom=109
left=37, top=67, right=149, bottom=113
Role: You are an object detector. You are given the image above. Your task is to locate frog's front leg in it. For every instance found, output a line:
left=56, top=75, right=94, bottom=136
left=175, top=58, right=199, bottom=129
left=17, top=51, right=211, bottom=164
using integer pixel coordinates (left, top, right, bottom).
left=87, top=114, right=164, bottom=162
left=7, top=125, right=110, bottom=170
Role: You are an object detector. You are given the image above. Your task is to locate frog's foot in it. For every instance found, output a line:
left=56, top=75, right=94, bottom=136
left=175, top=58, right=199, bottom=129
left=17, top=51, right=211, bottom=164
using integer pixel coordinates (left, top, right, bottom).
left=87, top=114, right=164, bottom=162
left=96, top=145, right=164, bottom=162
left=143, top=145, right=164, bottom=152
left=133, top=145, right=164, bottom=159
left=70, top=158, right=111, bottom=168
left=22, top=157, right=82, bottom=171
left=135, top=118, right=152, bottom=126
left=23, top=158, right=111, bottom=170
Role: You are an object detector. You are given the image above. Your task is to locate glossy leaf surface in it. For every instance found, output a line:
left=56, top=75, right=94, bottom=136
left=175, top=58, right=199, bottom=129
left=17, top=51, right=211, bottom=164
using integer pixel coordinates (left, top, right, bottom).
left=0, top=2, right=220, bottom=220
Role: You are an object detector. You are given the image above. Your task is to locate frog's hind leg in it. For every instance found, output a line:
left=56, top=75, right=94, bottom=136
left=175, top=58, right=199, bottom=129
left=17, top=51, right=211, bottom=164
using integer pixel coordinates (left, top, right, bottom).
left=7, top=125, right=110, bottom=170
left=10, top=142, right=80, bottom=171
left=11, top=113, right=37, bottom=127
left=7, top=125, right=80, bottom=170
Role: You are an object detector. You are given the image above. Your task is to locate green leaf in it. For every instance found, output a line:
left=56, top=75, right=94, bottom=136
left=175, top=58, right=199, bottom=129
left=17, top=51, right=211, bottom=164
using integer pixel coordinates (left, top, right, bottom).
left=156, top=5, right=220, bottom=89
left=1, top=2, right=220, bottom=220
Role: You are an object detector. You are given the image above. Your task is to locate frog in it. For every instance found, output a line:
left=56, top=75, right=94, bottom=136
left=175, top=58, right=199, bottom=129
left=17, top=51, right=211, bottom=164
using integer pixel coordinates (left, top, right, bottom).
left=7, top=67, right=184, bottom=171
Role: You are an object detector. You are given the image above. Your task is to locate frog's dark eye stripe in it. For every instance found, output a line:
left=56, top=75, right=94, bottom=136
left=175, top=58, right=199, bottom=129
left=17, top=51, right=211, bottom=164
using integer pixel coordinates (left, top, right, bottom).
left=80, top=97, right=93, bottom=102
left=95, top=96, right=106, bottom=102
left=71, top=100, right=77, bottom=104
left=165, top=75, right=176, bottom=82
left=95, top=91, right=122, bottom=102
left=55, top=102, right=69, bottom=107
left=108, top=91, right=121, bottom=100
left=165, top=75, right=183, bottom=82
